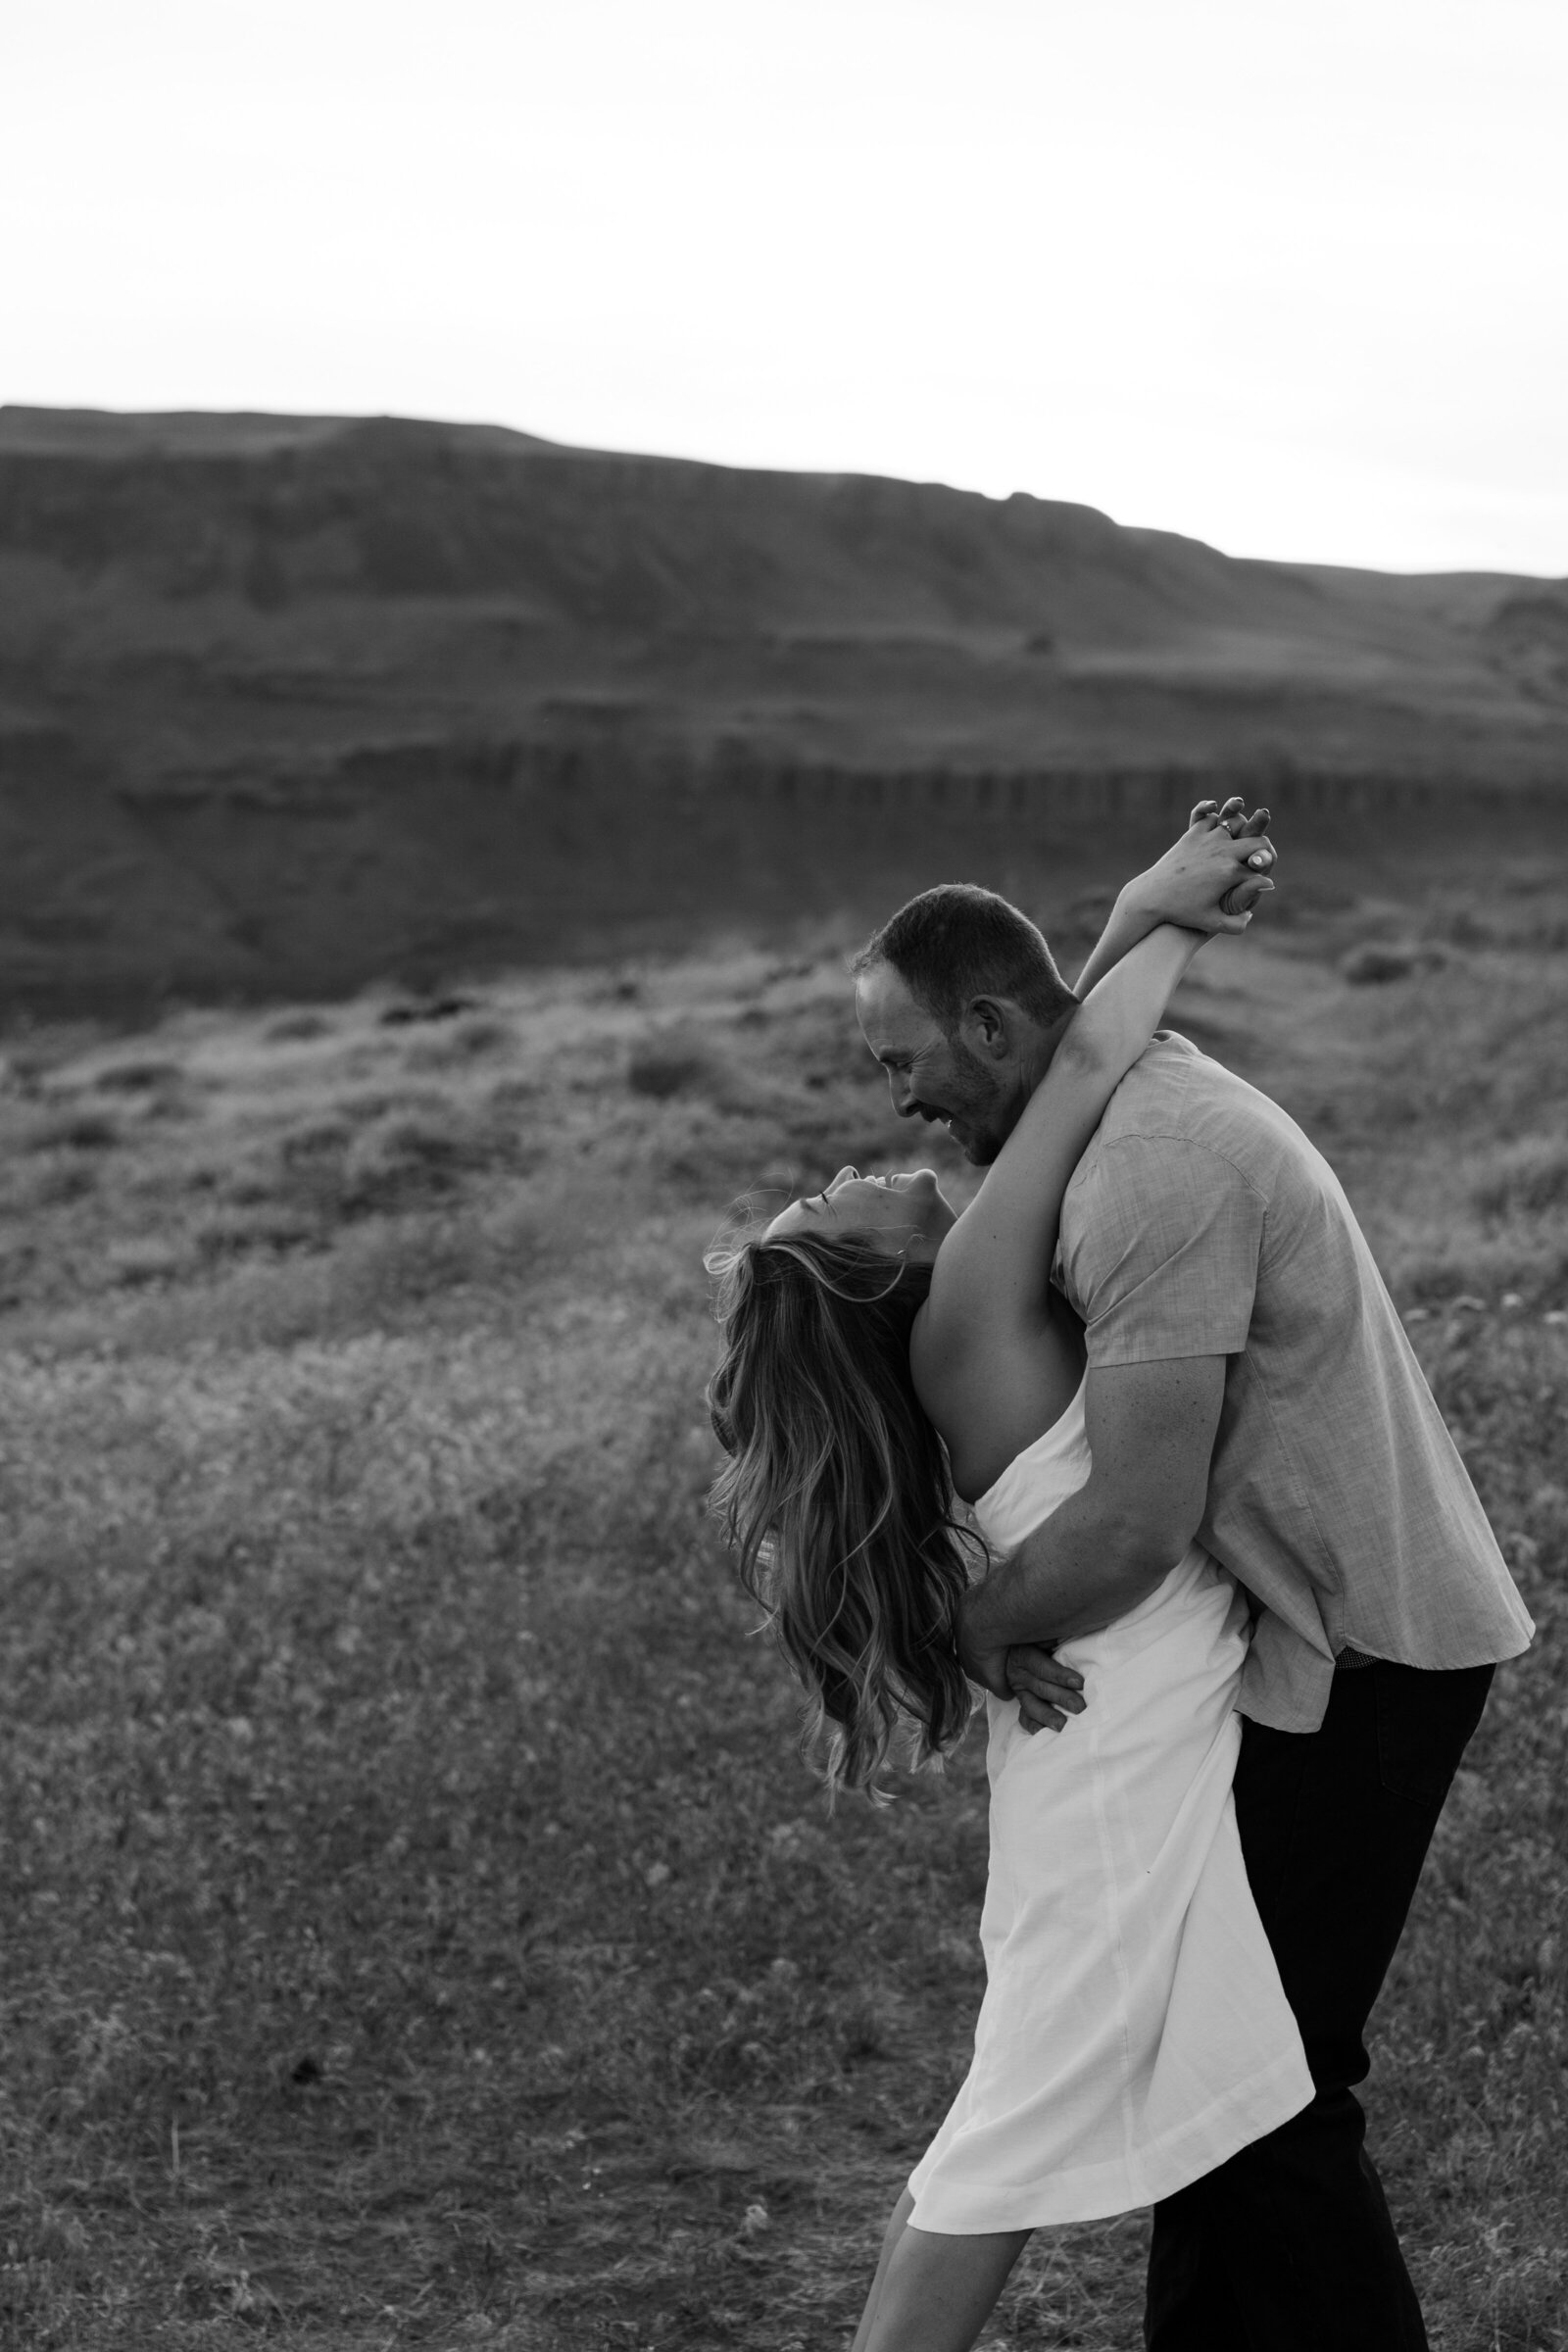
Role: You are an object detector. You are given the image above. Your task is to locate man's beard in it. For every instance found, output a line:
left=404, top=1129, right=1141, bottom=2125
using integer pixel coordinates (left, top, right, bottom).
left=931, top=1037, right=1013, bottom=1165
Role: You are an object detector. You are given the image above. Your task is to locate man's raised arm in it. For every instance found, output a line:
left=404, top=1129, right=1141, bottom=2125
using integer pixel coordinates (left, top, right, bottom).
left=957, top=1355, right=1226, bottom=1728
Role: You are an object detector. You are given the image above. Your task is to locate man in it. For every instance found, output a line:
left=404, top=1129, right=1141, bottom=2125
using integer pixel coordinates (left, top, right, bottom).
left=853, top=806, right=1533, bottom=2351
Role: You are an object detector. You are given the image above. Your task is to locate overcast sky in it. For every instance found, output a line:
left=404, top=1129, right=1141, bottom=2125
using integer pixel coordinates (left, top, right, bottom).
left=5, top=0, right=1565, bottom=574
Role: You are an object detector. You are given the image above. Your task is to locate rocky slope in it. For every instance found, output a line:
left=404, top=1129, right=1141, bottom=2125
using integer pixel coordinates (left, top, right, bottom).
left=2, top=406, right=1564, bottom=1004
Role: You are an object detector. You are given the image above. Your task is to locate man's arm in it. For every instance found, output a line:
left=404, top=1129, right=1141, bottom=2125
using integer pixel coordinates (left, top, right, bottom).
left=958, top=1355, right=1226, bottom=1722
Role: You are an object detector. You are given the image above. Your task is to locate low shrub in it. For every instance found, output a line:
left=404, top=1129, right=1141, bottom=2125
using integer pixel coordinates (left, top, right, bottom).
left=340, top=1111, right=469, bottom=1210
left=1473, top=1135, right=1568, bottom=1219
left=403, top=1014, right=516, bottom=1070
left=105, top=1237, right=184, bottom=1287
left=25, top=1108, right=120, bottom=1152
left=376, top=994, right=481, bottom=1027
left=628, top=1030, right=726, bottom=1101
left=90, top=1057, right=184, bottom=1093
left=193, top=1204, right=320, bottom=1260
left=263, top=1009, right=336, bottom=1044
left=1342, top=940, right=1422, bottom=985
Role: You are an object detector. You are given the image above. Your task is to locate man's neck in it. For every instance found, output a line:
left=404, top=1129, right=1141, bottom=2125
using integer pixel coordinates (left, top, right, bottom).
left=1017, top=1008, right=1075, bottom=1098
left=994, top=1009, right=1076, bottom=1146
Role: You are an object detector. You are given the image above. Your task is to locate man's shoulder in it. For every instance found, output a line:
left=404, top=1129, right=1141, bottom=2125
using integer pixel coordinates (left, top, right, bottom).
left=1087, top=1034, right=1313, bottom=1193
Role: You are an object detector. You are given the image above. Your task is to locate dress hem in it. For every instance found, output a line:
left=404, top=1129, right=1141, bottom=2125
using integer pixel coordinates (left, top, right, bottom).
left=906, top=2050, right=1314, bottom=2235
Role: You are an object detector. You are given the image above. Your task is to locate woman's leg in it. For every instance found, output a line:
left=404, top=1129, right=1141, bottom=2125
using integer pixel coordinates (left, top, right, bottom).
left=852, top=2190, right=915, bottom=2352
left=853, top=2190, right=1030, bottom=2352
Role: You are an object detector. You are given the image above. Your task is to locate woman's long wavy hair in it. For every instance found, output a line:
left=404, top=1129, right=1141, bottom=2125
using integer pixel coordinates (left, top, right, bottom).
left=706, top=1221, right=979, bottom=1796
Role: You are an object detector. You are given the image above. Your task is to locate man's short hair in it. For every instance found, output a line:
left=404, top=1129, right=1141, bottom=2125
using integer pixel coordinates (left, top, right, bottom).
left=853, top=884, right=1076, bottom=1032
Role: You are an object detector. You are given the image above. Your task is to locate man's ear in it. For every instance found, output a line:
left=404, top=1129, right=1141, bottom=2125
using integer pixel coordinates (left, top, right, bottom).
left=959, top=996, right=1017, bottom=1061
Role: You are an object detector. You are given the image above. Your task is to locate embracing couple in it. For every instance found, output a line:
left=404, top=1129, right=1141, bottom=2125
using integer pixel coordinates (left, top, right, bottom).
left=708, top=805, right=1533, bottom=2352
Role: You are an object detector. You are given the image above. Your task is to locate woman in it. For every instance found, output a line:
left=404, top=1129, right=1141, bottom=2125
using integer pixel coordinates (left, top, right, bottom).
left=708, top=809, right=1313, bottom=2352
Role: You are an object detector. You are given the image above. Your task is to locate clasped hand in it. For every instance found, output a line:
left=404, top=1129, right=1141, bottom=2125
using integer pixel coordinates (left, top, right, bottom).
left=960, top=1622, right=1088, bottom=1737
left=1146, top=798, right=1278, bottom=934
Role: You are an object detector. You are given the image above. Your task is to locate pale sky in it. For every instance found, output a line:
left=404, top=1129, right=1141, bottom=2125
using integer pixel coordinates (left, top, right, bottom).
left=5, top=0, right=1566, bottom=574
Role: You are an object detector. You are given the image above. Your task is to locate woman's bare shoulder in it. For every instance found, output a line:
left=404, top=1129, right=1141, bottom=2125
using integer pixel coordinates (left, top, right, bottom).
left=911, top=1289, right=1086, bottom=1501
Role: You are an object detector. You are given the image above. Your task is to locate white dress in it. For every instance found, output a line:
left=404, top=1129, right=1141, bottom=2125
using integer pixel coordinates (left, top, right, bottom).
left=906, top=1384, right=1313, bottom=2232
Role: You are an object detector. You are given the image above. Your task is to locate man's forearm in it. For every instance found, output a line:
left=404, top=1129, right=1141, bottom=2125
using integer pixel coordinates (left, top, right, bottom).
left=963, top=1481, right=1188, bottom=1652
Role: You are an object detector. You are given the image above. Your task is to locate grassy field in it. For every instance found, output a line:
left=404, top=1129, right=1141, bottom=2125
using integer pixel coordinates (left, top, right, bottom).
left=0, top=867, right=1565, bottom=2351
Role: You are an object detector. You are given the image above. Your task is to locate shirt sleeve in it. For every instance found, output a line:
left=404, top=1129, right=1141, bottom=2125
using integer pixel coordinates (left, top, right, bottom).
left=1060, top=1135, right=1266, bottom=1366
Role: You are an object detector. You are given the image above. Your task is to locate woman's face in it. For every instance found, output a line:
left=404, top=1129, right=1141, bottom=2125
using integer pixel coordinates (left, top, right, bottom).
left=764, top=1165, right=956, bottom=1260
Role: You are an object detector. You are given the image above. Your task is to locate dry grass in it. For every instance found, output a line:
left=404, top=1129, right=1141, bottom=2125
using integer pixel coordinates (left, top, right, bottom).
left=0, top=895, right=1563, bottom=2350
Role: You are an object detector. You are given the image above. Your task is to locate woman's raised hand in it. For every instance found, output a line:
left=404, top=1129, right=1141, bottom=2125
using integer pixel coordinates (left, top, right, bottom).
left=1129, top=800, right=1278, bottom=936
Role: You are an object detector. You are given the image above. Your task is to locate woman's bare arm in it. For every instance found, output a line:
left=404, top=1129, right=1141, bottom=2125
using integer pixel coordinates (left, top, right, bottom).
left=920, top=813, right=1274, bottom=1363
left=1073, top=799, right=1274, bottom=1001
left=922, top=925, right=1200, bottom=1358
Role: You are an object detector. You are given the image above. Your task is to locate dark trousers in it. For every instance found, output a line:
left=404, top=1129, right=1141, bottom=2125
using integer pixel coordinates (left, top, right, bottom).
left=1144, top=1658, right=1495, bottom=2352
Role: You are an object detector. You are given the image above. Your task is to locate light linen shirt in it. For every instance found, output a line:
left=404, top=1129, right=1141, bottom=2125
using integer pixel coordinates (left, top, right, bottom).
left=1057, top=1033, right=1534, bottom=1733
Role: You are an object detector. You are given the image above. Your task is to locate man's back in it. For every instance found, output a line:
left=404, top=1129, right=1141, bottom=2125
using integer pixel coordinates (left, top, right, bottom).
left=1057, top=1033, right=1532, bottom=1730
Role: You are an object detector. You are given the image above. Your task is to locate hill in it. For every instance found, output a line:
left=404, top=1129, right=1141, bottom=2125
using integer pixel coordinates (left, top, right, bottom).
left=2, top=405, right=1566, bottom=1004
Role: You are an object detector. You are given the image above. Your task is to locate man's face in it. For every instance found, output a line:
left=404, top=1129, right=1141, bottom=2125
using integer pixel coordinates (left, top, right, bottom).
left=855, top=961, right=1019, bottom=1165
